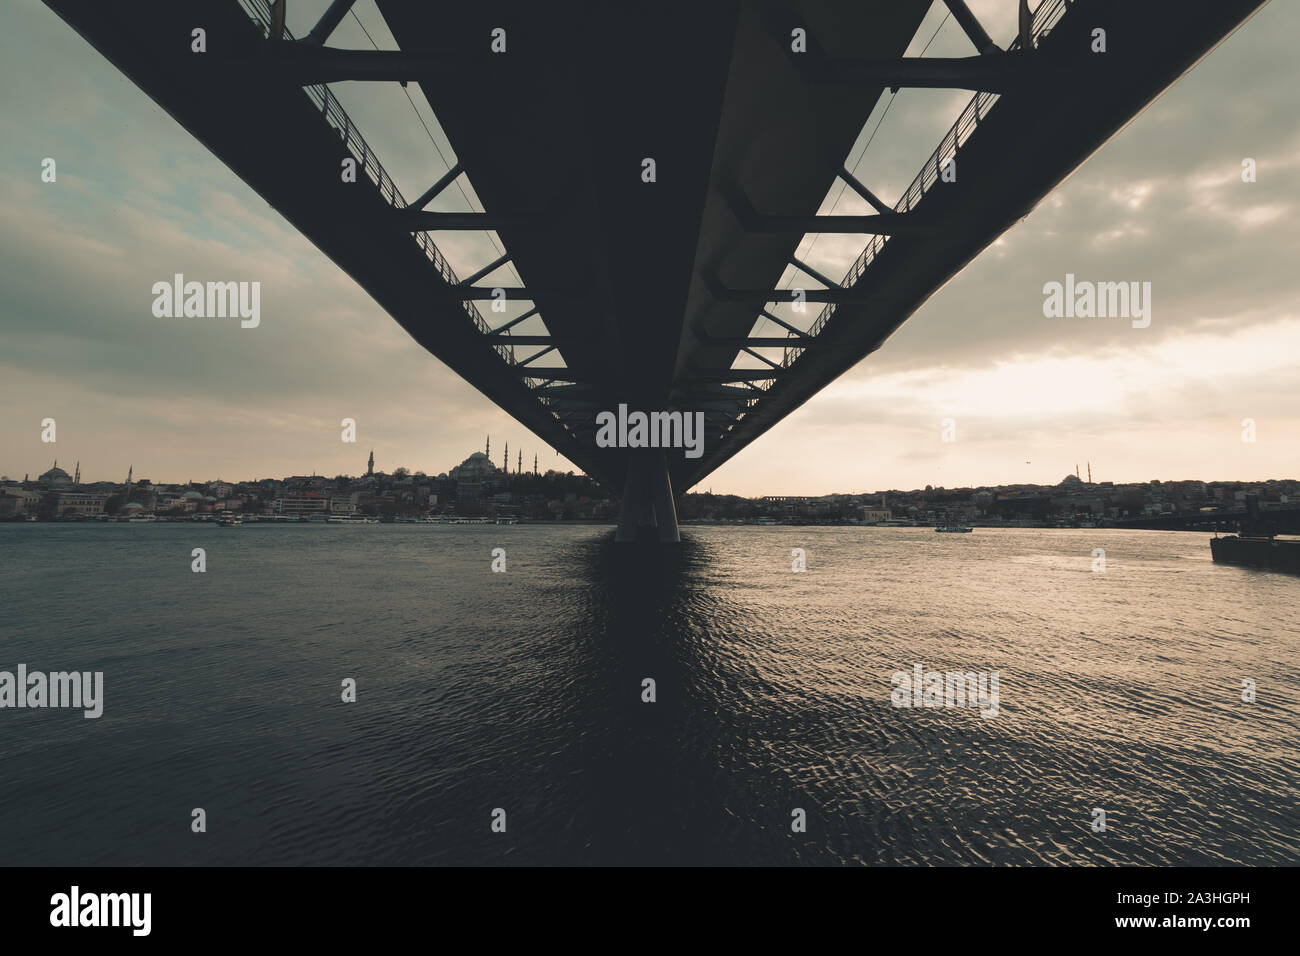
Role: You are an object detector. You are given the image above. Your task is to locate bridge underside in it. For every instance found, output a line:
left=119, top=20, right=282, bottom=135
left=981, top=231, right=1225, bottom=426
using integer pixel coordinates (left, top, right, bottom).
left=44, top=0, right=1269, bottom=540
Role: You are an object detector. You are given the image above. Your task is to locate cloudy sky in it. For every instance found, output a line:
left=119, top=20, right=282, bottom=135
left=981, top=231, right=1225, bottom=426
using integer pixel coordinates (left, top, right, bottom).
left=2, top=0, right=1296, bottom=496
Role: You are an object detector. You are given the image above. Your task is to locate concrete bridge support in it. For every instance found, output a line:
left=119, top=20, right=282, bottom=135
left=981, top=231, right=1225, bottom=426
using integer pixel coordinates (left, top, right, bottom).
left=615, top=450, right=681, bottom=543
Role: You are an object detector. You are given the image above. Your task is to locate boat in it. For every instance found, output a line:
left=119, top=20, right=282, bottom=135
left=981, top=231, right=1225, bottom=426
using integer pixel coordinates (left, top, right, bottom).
left=1211, top=495, right=1300, bottom=574
left=496, top=517, right=518, bottom=525
left=935, top=511, right=972, bottom=533
left=127, top=513, right=158, bottom=523
left=215, top=511, right=243, bottom=526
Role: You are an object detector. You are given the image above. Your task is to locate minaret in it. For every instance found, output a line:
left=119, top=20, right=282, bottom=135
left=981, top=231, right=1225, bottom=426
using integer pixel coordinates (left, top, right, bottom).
left=1087, top=462, right=1092, bottom=484
left=74, top=462, right=80, bottom=485
left=533, top=454, right=538, bottom=476
left=486, top=436, right=490, bottom=459
left=126, top=465, right=132, bottom=488
left=367, top=450, right=374, bottom=476
left=517, top=450, right=522, bottom=474
left=504, top=441, right=509, bottom=473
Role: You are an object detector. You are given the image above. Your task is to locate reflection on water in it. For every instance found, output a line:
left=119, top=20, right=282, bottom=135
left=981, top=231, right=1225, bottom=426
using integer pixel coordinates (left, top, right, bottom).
left=0, top=524, right=1296, bottom=865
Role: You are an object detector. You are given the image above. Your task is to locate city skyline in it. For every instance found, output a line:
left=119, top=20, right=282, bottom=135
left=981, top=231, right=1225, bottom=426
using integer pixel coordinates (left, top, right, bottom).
left=5, top=447, right=1295, bottom=498
left=3, top=1, right=1298, bottom=497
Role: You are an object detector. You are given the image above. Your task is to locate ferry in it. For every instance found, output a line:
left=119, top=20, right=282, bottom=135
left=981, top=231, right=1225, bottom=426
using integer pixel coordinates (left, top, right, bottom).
left=328, top=514, right=378, bottom=524
left=495, top=517, right=518, bottom=525
left=1211, top=495, right=1300, bottom=574
left=127, top=513, right=158, bottom=523
left=216, top=511, right=243, bottom=526
left=935, top=512, right=972, bottom=533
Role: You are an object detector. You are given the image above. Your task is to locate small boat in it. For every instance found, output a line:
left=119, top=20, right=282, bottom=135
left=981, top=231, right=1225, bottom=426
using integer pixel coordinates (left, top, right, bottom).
left=127, top=514, right=158, bottom=523
left=935, top=511, right=972, bottom=533
left=495, top=517, right=518, bottom=525
left=216, top=511, right=243, bottom=526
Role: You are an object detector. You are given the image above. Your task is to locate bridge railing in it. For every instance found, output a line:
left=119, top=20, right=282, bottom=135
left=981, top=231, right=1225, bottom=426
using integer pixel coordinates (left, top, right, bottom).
left=236, top=0, right=527, bottom=373
left=776, top=0, right=1073, bottom=374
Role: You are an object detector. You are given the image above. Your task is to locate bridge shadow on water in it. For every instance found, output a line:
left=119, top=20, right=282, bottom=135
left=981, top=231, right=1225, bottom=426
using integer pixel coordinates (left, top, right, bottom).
left=551, top=532, right=747, bottom=866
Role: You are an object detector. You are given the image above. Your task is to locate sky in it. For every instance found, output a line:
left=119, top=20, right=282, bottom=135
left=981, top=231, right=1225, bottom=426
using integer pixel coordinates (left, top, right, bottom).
left=1, top=0, right=1296, bottom=496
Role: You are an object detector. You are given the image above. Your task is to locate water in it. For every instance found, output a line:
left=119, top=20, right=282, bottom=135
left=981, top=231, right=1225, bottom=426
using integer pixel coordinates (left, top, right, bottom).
left=0, top=523, right=1296, bottom=866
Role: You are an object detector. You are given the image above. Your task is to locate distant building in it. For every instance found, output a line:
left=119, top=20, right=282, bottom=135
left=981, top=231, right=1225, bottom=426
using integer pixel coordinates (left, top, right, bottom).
left=55, top=493, right=106, bottom=517
left=276, top=494, right=329, bottom=517
left=330, top=493, right=359, bottom=514
left=38, top=462, right=74, bottom=489
left=450, top=450, right=499, bottom=501
left=0, top=488, right=41, bottom=515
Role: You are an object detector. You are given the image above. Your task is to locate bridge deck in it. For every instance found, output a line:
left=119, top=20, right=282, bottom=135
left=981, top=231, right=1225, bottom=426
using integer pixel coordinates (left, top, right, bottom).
left=42, top=0, right=1269, bottom=500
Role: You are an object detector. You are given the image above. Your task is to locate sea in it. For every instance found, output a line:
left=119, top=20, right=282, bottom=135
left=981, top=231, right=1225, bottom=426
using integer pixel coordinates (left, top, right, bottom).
left=0, top=523, right=1296, bottom=866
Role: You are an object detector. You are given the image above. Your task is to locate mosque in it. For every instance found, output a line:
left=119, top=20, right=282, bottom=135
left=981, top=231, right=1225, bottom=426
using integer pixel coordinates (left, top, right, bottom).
left=37, top=461, right=78, bottom=489
left=449, top=438, right=502, bottom=501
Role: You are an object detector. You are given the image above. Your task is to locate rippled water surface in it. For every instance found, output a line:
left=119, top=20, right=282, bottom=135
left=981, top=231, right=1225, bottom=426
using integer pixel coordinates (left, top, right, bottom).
left=0, top=523, right=1296, bottom=865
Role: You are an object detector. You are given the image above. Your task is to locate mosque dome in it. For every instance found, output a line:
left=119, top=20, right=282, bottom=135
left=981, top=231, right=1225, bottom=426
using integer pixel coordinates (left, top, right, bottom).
left=39, top=465, right=72, bottom=485
left=452, top=451, right=499, bottom=478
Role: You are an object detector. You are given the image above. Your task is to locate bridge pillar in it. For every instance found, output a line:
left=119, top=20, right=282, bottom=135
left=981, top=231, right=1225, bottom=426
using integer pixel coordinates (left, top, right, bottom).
left=615, top=450, right=680, bottom=543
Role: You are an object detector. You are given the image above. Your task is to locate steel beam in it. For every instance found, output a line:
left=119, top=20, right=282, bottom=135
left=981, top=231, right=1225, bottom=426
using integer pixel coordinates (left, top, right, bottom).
left=838, top=167, right=894, bottom=215
left=790, top=256, right=840, bottom=290
left=301, top=0, right=357, bottom=47
left=517, top=344, right=558, bottom=366
left=489, top=306, right=539, bottom=334
left=704, top=272, right=871, bottom=305
left=760, top=309, right=812, bottom=338
left=725, top=183, right=928, bottom=236
left=824, top=54, right=1029, bottom=93
left=742, top=347, right=782, bottom=368
left=943, top=0, right=1001, bottom=55
left=407, top=212, right=527, bottom=230
left=682, top=369, right=780, bottom=384
left=457, top=252, right=511, bottom=287
left=458, top=288, right=541, bottom=301
left=410, top=163, right=464, bottom=210
left=269, top=46, right=462, bottom=84
left=491, top=334, right=566, bottom=346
